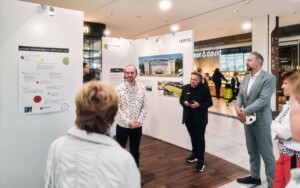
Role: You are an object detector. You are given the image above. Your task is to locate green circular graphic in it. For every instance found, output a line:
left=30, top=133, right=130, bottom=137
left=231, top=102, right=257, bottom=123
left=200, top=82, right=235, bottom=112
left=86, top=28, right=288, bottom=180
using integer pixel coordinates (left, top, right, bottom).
left=62, top=57, right=69, bottom=65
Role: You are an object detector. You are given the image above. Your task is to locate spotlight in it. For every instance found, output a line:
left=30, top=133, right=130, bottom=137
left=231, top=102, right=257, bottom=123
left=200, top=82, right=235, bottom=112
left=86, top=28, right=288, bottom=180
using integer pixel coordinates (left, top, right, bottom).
left=49, top=6, right=55, bottom=17
left=145, top=35, right=149, bottom=40
left=41, top=2, right=47, bottom=10
left=159, top=0, right=171, bottom=10
left=104, top=29, right=110, bottom=36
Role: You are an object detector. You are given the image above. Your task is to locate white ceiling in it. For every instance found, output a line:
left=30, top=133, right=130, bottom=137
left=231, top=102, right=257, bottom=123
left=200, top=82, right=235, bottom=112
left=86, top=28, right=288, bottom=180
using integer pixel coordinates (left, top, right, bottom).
left=22, top=0, right=300, bottom=41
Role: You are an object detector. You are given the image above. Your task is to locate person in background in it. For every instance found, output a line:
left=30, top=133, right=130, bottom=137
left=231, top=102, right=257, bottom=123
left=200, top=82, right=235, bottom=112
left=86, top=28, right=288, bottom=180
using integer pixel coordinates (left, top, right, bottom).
left=197, top=68, right=208, bottom=86
left=115, top=64, right=148, bottom=167
left=180, top=72, right=213, bottom=172
left=286, top=70, right=300, bottom=188
left=83, top=62, right=90, bottom=83
left=235, top=51, right=276, bottom=188
left=212, top=68, right=228, bottom=100
left=44, top=81, right=140, bottom=188
left=271, top=71, right=299, bottom=188
left=226, top=72, right=240, bottom=106
left=288, top=71, right=300, bottom=141
left=205, top=73, right=212, bottom=81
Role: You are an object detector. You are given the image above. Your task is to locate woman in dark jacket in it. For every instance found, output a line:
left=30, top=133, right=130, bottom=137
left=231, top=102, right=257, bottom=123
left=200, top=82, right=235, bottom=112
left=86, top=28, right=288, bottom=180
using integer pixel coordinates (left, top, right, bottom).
left=212, top=68, right=228, bottom=99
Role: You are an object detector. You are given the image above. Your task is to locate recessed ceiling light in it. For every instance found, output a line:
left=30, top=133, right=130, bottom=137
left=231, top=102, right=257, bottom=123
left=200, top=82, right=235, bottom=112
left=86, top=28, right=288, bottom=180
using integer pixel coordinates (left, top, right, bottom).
left=171, top=25, right=179, bottom=32
left=159, top=0, right=171, bottom=10
left=242, top=22, right=251, bottom=30
left=104, top=29, right=110, bottom=36
left=233, top=9, right=239, bottom=14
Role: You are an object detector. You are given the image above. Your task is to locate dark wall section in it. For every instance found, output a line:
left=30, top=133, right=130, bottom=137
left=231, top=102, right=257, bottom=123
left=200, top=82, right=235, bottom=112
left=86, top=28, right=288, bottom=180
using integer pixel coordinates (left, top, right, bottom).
left=84, top=22, right=106, bottom=39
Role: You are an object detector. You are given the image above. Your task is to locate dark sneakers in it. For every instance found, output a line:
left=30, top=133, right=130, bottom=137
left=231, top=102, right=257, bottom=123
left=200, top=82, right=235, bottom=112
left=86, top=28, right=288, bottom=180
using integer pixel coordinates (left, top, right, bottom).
left=237, top=176, right=261, bottom=185
left=226, top=101, right=229, bottom=106
left=186, top=154, right=198, bottom=163
left=195, top=161, right=205, bottom=172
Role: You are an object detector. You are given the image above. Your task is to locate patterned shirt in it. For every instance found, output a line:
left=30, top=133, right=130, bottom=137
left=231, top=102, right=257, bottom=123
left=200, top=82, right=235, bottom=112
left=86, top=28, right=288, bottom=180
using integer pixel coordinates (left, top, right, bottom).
left=115, top=81, right=148, bottom=128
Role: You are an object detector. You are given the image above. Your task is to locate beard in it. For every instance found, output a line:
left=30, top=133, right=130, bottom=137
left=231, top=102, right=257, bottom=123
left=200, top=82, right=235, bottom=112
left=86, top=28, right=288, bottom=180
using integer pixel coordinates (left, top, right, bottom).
left=247, top=66, right=253, bottom=71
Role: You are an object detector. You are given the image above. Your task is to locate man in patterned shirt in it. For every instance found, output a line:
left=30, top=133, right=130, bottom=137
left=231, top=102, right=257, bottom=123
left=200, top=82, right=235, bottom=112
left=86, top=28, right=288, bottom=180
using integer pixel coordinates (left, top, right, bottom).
left=115, top=64, right=148, bottom=167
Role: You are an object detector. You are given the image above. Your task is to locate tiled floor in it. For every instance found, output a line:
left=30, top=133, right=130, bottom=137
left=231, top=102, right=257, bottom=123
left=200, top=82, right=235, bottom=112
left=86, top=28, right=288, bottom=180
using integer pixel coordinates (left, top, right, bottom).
left=207, top=97, right=279, bottom=188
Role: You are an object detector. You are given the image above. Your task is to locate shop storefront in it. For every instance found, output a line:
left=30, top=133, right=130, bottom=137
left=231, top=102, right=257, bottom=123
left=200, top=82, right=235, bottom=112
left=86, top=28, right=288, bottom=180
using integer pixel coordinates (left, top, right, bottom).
left=278, top=40, right=300, bottom=104
left=194, top=46, right=251, bottom=98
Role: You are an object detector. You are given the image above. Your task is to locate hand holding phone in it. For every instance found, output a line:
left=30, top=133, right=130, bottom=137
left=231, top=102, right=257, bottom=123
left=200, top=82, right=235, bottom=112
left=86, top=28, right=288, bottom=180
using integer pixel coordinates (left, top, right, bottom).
left=188, top=100, right=194, bottom=104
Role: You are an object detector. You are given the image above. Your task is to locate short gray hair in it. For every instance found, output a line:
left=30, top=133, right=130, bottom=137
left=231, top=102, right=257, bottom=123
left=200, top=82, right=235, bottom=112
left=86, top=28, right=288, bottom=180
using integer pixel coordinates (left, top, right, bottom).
left=251, top=51, right=264, bottom=66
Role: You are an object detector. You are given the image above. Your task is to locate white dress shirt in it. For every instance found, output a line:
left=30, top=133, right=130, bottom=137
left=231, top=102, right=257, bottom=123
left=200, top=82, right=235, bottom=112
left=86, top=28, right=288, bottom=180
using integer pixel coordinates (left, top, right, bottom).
left=247, top=69, right=262, bottom=95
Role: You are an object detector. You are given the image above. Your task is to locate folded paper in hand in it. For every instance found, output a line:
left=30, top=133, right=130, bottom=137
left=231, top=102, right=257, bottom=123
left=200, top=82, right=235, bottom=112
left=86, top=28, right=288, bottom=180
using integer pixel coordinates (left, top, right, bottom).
left=245, top=113, right=256, bottom=125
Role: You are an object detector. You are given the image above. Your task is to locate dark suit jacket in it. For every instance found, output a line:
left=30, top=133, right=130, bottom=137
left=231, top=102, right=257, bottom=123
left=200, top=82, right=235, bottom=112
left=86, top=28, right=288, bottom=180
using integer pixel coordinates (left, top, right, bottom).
left=179, top=83, right=213, bottom=124
left=231, top=77, right=240, bottom=91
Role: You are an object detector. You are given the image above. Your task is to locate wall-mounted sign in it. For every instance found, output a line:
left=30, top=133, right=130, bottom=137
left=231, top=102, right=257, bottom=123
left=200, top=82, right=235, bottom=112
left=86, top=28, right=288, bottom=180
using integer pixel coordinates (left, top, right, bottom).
left=19, top=46, right=70, bottom=115
left=194, top=49, right=222, bottom=58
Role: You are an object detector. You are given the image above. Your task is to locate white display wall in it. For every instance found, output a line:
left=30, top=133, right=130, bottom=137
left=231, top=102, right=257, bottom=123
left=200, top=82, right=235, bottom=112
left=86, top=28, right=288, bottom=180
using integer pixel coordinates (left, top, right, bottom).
left=0, top=1, right=83, bottom=188
left=102, top=30, right=194, bottom=150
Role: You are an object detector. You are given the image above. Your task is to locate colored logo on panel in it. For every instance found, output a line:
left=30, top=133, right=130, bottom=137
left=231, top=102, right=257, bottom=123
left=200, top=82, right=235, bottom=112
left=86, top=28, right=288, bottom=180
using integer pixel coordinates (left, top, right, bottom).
left=63, top=57, right=69, bottom=65
left=104, top=44, right=108, bottom=49
left=33, top=95, right=42, bottom=103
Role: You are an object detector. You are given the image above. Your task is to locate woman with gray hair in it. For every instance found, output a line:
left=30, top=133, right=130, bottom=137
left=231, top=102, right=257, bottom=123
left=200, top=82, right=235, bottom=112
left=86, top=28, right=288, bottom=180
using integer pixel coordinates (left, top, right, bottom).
left=44, top=80, right=140, bottom=188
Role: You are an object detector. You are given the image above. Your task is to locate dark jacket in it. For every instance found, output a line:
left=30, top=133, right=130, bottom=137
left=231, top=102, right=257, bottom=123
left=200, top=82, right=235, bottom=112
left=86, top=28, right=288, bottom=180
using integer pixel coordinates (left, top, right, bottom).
left=212, top=72, right=228, bottom=86
left=179, top=83, right=213, bottom=124
left=231, top=77, right=240, bottom=90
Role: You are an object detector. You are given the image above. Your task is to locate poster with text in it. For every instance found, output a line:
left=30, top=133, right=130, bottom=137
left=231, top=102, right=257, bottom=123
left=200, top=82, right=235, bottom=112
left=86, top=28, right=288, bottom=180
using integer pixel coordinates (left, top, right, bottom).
left=19, top=46, right=70, bottom=114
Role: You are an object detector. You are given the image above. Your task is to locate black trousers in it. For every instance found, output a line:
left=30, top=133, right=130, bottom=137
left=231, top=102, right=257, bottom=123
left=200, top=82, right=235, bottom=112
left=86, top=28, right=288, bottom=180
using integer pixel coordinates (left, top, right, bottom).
left=228, top=88, right=239, bottom=103
left=116, top=124, right=142, bottom=166
left=185, top=115, right=207, bottom=163
left=215, top=85, right=221, bottom=99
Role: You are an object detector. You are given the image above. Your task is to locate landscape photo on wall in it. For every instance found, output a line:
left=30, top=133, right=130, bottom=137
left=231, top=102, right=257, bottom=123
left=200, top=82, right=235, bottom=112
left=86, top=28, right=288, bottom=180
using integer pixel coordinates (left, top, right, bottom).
left=139, top=53, right=183, bottom=77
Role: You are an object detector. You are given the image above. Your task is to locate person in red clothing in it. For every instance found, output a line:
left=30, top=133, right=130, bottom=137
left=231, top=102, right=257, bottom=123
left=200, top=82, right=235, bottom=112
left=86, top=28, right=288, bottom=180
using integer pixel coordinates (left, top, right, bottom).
left=272, top=71, right=300, bottom=188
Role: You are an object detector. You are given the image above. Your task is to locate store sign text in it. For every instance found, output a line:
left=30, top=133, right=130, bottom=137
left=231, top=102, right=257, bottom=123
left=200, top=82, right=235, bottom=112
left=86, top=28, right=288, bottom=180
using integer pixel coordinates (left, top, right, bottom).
left=194, top=49, right=222, bottom=58
left=179, top=38, right=192, bottom=43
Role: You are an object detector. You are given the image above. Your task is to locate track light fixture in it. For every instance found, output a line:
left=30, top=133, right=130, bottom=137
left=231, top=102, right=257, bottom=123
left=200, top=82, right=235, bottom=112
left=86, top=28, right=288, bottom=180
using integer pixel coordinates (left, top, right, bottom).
left=40, top=1, right=55, bottom=17
left=49, top=6, right=55, bottom=17
left=41, top=2, right=47, bottom=10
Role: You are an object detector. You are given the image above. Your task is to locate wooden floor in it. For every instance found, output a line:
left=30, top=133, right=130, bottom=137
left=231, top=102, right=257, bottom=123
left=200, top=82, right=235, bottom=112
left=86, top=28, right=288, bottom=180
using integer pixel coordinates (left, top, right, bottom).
left=138, top=135, right=249, bottom=188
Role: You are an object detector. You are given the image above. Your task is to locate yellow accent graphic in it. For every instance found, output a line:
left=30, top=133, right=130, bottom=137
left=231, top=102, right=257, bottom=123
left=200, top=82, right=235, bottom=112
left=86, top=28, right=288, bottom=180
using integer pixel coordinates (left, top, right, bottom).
left=104, top=44, right=108, bottom=49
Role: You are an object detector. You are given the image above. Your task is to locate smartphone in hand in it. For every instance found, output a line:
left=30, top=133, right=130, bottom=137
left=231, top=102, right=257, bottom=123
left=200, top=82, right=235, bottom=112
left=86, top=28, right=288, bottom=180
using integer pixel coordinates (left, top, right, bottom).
left=188, top=100, right=194, bottom=104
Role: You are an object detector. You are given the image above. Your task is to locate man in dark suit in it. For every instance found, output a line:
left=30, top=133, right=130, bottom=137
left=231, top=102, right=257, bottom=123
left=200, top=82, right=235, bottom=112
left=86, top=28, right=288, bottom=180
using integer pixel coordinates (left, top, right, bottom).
left=235, top=51, right=276, bottom=188
left=179, top=72, right=213, bottom=172
left=226, top=72, right=240, bottom=106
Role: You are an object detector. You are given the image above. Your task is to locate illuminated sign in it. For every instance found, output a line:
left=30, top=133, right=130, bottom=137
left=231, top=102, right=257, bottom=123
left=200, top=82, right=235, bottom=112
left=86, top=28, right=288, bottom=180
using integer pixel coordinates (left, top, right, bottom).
left=194, top=49, right=222, bottom=58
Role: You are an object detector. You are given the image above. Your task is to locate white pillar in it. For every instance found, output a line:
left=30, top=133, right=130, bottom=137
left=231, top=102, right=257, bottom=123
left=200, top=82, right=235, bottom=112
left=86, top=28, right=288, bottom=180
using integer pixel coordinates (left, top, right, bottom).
left=252, top=15, right=278, bottom=110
